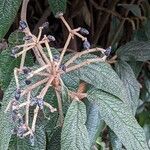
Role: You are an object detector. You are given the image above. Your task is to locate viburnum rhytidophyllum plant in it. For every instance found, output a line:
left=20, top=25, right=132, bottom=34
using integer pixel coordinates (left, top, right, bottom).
left=0, top=0, right=149, bottom=150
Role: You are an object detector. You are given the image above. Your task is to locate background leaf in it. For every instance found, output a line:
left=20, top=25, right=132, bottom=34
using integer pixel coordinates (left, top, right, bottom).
left=77, top=61, right=128, bottom=103
left=118, top=4, right=141, bottom=16
left=116, top=41, right=150, bottom=61
left=85, top=101, right=105, bottom=148
left=0, top=0, right=22, bottom=39
left=61, top=100, right=90, bottom=150
left=87, top=89, right=149, bottom=150
left=115, top=60, right=140, bottom=115
left=48, top=0, right=67, bottom=16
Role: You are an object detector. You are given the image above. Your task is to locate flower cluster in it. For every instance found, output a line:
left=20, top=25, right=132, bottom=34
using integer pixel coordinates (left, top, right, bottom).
left=5, top=12, right=110, bottom=145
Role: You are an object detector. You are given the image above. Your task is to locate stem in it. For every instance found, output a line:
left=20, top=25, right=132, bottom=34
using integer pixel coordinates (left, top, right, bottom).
left=63, top=57, right=106, bottom=74
left=55, top=90, right=64, bottom=126
left=56, top=34, right=72, bottom=69
left=65, top=47, right=106, bottom=67
left=25, top=92, right=31, bottom=126
left=31, top=106, right=39, bottom=132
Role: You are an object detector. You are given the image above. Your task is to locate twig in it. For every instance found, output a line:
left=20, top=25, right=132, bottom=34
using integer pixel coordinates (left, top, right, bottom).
left=25, top=92, right=31, bottom=126
left=65, top=47, right=106, bottom=67
left=55, top=89, right=64, bottom=126
left=63, top=57, right=106, bottom=74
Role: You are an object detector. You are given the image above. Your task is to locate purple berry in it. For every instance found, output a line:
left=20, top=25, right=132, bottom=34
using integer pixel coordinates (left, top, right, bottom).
left=80, top=28, right=89, bottom=35
left=53, top=55, right=60, bottom=61
left=15, top=89, right=21, bottom=101
left=30, top=97, right=37, bottom=106
left=83, top=40, right=91, bottom=49
left=19, top=20, right=28, bottom=30
left=47, top=35, right=56, bottom=41
left=60, top=64, right=66, bottom=72
left=37, top=98, right=44, bottom=110
left=22, top=67, right=31, bottom=74
left=25, top=79, right=31, bottom=85
left=23, top=35, right=32, bottom=41
left=17, top=124, right=27, bottom=138
left=11, top=47, right=19, bottom=57
left=104, top=46, right=112, bottom=56
left=42, top=22, right=49, bottom=28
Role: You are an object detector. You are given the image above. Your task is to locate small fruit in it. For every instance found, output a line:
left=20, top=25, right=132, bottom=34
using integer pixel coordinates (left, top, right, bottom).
left=19, top=20, right=28, bottom=30
left=25, top=79, right=31, bottom=85
left=104, top=46, right=112, bottom=56
left=83, top=40, right=91, bottom=49
left=80, top=28, right=89, bottom=35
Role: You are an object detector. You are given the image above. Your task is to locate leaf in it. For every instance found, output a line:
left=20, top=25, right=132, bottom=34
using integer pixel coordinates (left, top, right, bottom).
left=8, top=30, right=25, bottom=46
left=118, top=4, right=141, bottom=16
left=0, top=65, right=43, bottom=150
left=109, top=129, right=123, bottom=150
left=8, top=126, right=46, bottom=150
left=115, top=60, right=140, bottom=115
left=47, top=127, right=62, bottom=150
left=48, top=0, right=67, bottom=16
left=87, top=89, right=149, bottom=150
left=61, top=100, right=90, bottom=150
left=61, top=71, right=80, bottom=91
left=0, top=48, right=20, bottom=90
left=116, top=41, right=150, bottom=61
left=0, top=30, right=33, bottom=91
left=77, top=61, right=128, bottom=102
left=0, top=0, right=22, bottom=39
left=86, top=101, right=105, bottom=147
left=128, top=61, right=143, bottom=78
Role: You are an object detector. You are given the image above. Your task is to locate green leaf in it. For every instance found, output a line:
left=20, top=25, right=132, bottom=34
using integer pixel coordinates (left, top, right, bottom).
left=8, top=30, right=25, bottom=46
left=8, top=126, right=46, bottom=150
left=118, top=4, right=141, bottom=16
left=0, top=0, right=22, bottom=39
left=0, top=48, right=20, bottom=90
left=116, top=41, right=150, bottom=61
left=115, top=60, right=140, bottom=115
left=128, top=61, right=143, bottom=78
left=61, top=100, right=90, bottom=150
left=109, top=129, right=123, bottom=150
left=78, top=62, right=128, bottom=102
left=47, top=127, right=62, bottom=150
left=87, top=89, right=149, bottom=150
left=61, top=71, right=80, bottom=91
left=86, top=101, right=105, bottom=147
left=48, top=0, right=67, bottom=16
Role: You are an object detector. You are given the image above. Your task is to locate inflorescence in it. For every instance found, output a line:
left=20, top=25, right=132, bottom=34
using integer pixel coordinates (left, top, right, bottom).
left=5, top=12, right=111, bottom=145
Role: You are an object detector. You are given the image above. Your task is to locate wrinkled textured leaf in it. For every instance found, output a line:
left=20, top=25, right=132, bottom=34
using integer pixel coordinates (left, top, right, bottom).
left=128, top=61, right=143, bottom=78
left=118, top=4, right=141, bottom=16
left=0, top=48, right=20, bottom=90
left=109, top=129, right=123, bottom=150
left=116, top=41, right=150, bottom=61
left=86, top=101, right=105, bottom=147
left=61, top=100, right=90, bottom=150
left=47, top=127, right=62, bottom=150
left=77, top=61, right=128, bottom=102
left=0, top=0, right=22, bottom=39
left=48, top=0, right=67, bottom=16
left=115, top=60, right=140, bottom=115
left=8, top=126, right=46, bottom=150
left=87, top=89, right=149, bottom=150
left=61, top=71, right=80, bottom=91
